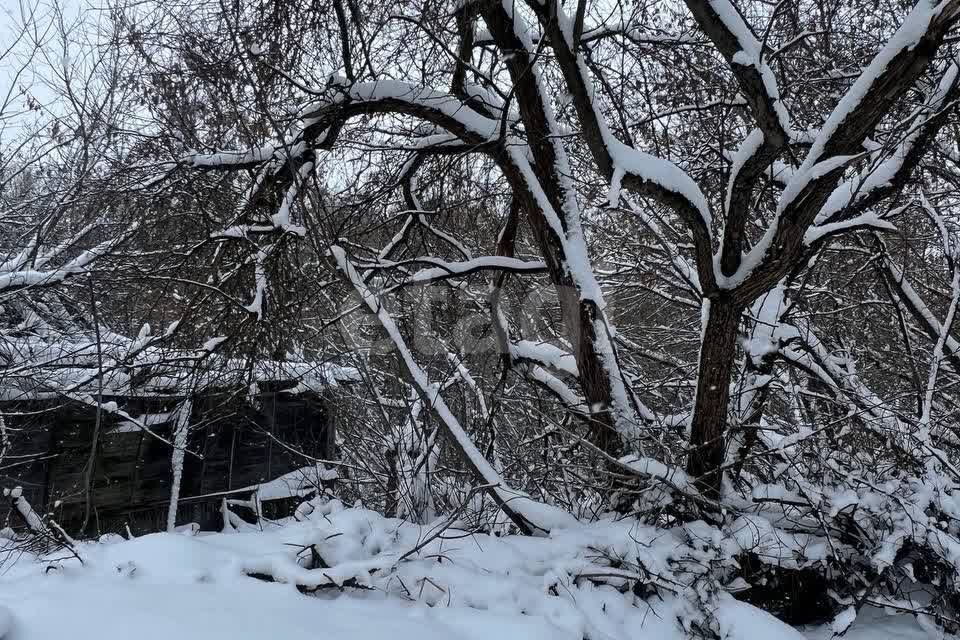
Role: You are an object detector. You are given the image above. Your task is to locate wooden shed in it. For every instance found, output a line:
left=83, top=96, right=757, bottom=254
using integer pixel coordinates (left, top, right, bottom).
left=0, top=315, right=359, bottom=535
left=0, top=293, right=360, bottom=535
left=3, top=384, right=344, bottom=534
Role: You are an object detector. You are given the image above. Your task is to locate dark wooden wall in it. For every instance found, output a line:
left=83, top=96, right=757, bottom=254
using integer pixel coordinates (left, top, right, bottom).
left=2, top=390, right=334, bottom=535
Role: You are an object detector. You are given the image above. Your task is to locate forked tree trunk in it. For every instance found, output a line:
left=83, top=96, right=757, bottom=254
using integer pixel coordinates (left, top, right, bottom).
left=482, top=0, right=628, bottom=465
left=686, top=297, right=742, bottom=501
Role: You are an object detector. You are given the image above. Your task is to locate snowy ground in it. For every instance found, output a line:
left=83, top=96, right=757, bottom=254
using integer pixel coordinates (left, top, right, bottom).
left=0, top=503, right=934, bottom=640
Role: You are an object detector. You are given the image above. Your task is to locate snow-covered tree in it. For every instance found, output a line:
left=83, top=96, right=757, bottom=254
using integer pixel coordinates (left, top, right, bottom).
left=10, top=0, right=960, bottom=630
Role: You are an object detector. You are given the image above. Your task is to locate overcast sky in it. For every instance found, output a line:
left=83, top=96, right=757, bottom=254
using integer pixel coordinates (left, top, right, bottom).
left=0, top=0, right=88, bottom=137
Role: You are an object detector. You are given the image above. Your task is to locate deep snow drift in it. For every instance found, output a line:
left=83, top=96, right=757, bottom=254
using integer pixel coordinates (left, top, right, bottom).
left=0, top=500, right=934, bottom=640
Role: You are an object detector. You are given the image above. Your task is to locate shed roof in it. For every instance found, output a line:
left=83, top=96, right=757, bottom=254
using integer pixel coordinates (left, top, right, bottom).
left=0, top=332, right=359, bottom=403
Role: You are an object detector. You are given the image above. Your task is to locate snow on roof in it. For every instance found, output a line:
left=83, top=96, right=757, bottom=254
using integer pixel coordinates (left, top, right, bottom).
left=0, top=332, right=360, bottom=402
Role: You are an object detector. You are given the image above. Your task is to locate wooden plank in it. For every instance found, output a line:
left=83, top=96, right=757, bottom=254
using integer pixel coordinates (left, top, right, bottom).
left=9, top=390, right=335, bottom=534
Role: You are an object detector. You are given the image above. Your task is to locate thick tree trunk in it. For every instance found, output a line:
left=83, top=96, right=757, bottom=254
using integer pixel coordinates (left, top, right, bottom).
left=481, top=3, right=627, bottom=464
left=565, top=294, right=624, bottom=460
left=686, top=297, right=741, bottom=501
left=508, top=195, right=626, bottom=463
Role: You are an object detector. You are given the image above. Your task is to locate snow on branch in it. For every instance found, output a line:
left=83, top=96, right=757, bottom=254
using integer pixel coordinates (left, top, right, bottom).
left=511, top=340, right=579, bottom=377
left=364, top=256, right=547, bottom=287
left=811, top=62, right=960, bottom=232
left=683, top=0, right=794, bottom=144
left=331, top=244, right=578, bottom=534
left=778, top=0, right=960, bottom=217
left=0, top=223, right=139, bottom=293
